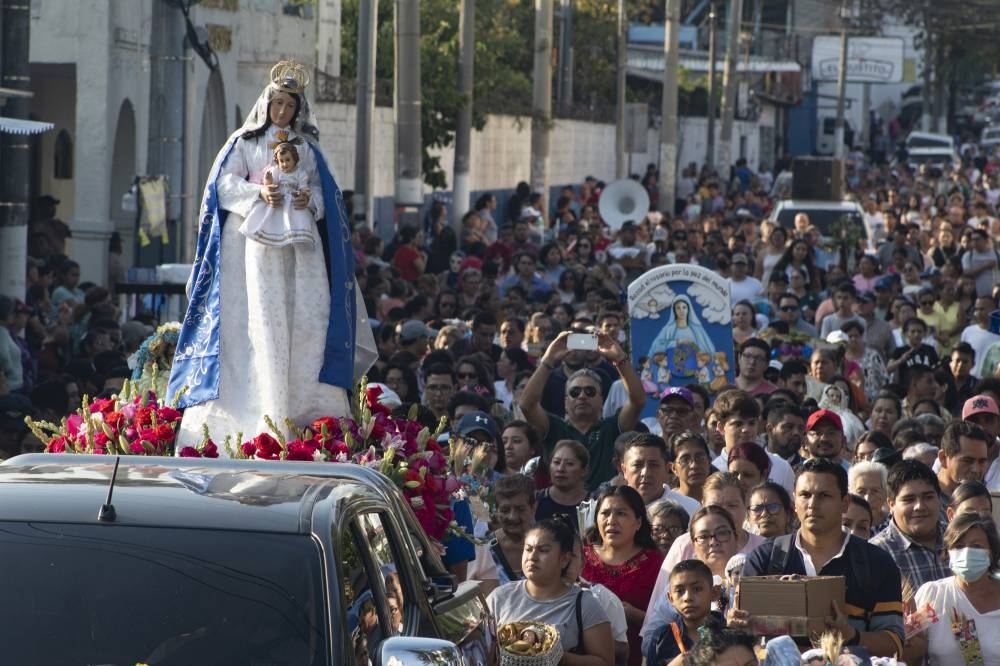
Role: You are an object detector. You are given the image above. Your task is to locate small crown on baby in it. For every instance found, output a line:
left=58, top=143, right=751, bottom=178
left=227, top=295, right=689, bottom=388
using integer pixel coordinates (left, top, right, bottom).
left=270, top=59, right=310, bottom=94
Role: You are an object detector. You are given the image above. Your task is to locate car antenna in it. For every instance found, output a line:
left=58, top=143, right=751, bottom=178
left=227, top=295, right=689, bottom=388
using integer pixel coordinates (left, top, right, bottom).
left=98, top=456, right=121, bottom=522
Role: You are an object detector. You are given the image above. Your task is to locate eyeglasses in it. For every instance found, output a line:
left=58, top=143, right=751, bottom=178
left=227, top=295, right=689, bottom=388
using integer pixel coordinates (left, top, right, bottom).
left=749, top=502, right=783, bottom=516
left=692, top=527, right=734, bottom=546
left=568, top=386, right=599, bottom=399
left=920, top=300, right=935, bottom=306
left=741, top=353, right=767, bottom=364
left=658, top=405, right=693, bottom=417
left=425, top=384, right=453, bottom=393
left=675, top=453, right=709, bottom=467
left=652, top=524, right=686, bottom=538
left=457, top=372, right=478, bottom=380
left=779, top=305, right=798, bottom=312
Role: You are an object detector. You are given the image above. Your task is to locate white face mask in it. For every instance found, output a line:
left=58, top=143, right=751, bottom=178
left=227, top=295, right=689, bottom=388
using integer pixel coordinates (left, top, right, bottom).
left=949, top=547, right=992, bottom=583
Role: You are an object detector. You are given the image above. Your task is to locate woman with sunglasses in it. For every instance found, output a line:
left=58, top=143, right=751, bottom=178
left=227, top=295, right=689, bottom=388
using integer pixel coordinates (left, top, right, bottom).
left=455, top=354, right=494, bottom=392
left=582, top=485, right=664, bottom=666
left=746, top=481, right=793, bottom=538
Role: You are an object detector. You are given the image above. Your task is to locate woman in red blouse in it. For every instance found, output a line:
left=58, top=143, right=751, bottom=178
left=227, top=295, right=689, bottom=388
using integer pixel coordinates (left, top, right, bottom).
left=581, top=485, right=665, bottom=666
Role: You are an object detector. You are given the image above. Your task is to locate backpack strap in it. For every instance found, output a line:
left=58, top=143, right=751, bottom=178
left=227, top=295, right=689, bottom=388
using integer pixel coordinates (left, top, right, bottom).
left=767, top=534, right=794, bottom=576
left=488, top=537, right=520, bottom=582
left=846, top=536, right=872, bottom=622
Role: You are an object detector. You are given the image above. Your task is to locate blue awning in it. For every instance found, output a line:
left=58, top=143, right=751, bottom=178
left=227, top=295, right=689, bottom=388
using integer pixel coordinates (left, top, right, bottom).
left=0, top=117, right=54, bottom=135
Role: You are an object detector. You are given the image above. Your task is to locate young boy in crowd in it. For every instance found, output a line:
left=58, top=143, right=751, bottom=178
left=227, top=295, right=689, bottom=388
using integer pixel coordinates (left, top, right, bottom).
left=644, top=559, right=724, bottom=665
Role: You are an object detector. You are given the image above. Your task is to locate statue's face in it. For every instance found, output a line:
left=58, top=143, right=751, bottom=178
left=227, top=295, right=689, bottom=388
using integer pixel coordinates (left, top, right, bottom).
left=268, top=92, right=297, bottom=128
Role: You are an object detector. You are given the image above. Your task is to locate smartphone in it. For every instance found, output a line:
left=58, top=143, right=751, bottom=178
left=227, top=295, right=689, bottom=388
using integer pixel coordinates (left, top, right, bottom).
left=567, top=333, right=599, bottom=351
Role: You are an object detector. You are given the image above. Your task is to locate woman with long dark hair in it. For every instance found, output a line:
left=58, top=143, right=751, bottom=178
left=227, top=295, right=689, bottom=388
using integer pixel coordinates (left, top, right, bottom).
left=582, top=485, right=664, bottom=666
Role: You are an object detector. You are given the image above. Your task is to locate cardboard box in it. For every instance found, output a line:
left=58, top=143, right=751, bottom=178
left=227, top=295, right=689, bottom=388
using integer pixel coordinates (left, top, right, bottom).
left=737, top=575, right=846, bottom=637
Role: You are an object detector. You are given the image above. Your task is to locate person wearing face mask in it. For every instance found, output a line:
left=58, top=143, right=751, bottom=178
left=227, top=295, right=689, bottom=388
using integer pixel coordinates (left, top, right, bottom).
left=911, top=514, right=1000, bottom=665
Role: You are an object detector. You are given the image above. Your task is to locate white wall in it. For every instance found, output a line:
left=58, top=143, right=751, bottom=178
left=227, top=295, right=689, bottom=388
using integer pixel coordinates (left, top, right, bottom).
left=314, top=104, right=767, bottom=197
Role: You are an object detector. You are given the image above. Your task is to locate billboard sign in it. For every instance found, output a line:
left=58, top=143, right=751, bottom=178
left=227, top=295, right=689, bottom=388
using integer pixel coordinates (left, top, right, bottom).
left=811, top=36, right=905, bottom=84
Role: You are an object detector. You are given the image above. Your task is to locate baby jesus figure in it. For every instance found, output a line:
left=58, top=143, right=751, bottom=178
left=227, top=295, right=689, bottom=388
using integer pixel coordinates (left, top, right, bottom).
left=239, top=141, right=315, bottom=247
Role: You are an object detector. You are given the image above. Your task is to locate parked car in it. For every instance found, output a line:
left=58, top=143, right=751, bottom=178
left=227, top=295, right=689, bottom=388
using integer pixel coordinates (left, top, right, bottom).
left=904, top=131, right=959, bottom=170
left=981, top=125, right=1000, bottom=152
left=0, top=454, right=497, bottom=665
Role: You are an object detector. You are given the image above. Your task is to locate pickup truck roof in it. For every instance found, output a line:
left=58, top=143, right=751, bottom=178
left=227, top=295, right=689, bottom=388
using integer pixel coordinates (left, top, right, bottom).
left=0, top=454, right=426, bottom=537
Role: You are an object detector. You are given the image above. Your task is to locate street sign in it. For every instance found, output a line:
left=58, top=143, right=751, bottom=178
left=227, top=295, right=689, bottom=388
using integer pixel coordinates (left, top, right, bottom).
left=811, top=36, right=905, bottom=84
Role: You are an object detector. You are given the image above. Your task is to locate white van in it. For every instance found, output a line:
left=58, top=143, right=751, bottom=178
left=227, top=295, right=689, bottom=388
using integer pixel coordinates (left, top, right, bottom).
left=904, top=131, right=959, bottom=170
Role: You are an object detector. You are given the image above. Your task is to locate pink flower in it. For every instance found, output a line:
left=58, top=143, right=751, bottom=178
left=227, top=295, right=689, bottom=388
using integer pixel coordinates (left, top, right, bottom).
left=202, top=441, right=219, bottom=458
left=179, top=446, right=201, bottom=458
left=250, top=433, right=282, bottom=460
left=286, top=439, right=320, bottom=461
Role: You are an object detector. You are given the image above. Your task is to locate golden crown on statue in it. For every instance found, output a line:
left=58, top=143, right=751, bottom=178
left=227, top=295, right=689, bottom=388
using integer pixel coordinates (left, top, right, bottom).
left=270, top=59, right=310, bottom=94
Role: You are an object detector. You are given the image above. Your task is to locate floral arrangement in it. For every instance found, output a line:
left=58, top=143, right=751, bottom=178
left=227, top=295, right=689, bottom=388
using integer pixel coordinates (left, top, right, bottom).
left=33, top=375, right=466, bottom=543
left=25, top=379, right=196, bottom=457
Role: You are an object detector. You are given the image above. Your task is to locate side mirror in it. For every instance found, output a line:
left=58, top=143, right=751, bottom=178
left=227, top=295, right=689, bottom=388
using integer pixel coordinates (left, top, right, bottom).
left=378, top=636, right=465, bottom=666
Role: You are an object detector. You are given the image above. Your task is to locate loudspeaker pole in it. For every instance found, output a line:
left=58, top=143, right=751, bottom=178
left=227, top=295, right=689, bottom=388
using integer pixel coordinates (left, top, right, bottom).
left=354, top=0, right=378, bottom=230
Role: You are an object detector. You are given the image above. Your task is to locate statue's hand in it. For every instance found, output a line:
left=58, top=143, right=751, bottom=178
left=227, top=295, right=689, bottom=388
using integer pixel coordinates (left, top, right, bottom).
left=261, top=182, right=282, bottom=207
left=292, top=189, right=310, bottom=210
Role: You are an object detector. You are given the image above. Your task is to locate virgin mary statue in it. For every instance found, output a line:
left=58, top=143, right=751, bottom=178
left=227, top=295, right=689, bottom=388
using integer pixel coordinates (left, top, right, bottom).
left=168, top=61, right=377, bottom=448
left=647, top=294, right=716, bottom=377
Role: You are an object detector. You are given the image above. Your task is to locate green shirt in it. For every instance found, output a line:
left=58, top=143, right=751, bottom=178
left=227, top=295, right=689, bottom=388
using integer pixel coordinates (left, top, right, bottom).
left=544, top=410, right=623, bottom=491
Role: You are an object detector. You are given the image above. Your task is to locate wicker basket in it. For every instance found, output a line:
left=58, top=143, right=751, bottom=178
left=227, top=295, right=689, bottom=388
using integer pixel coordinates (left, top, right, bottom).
left=498, top=621, right=564, bottom=666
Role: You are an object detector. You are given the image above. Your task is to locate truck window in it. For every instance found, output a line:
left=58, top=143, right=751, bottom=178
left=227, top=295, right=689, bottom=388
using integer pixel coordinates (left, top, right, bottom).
left=340, top=511, right=411, bottom=662
left=0, top=522, right=327, bottom=665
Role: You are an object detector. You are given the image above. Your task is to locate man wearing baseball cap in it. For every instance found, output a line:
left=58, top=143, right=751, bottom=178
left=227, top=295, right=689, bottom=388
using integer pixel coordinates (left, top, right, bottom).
left=804, top=408, right=849, bottom=470
left=655, top=387, right=698, bottom=440
left=729, top=252, right=763, bottom=303
left=963, top=394, right=1000, bottom=490
left=395, top=319, right=436, bottom=359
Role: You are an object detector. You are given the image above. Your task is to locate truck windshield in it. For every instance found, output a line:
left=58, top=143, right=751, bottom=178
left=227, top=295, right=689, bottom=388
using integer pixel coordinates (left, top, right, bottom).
left=0, top=522, right=327, bottom=665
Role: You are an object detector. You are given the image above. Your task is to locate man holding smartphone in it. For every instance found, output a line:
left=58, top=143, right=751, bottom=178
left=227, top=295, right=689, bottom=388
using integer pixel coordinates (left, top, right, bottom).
left=520, top=331, right=647, bottom=491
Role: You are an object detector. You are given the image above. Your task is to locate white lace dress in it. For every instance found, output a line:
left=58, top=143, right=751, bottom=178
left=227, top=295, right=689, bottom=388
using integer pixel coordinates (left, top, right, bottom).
left=176, top=125, right=352, bottom=448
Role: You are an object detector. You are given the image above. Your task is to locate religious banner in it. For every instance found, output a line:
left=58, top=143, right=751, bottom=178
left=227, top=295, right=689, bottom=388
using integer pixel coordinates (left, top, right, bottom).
left=627, top=264, right=736, bottom=419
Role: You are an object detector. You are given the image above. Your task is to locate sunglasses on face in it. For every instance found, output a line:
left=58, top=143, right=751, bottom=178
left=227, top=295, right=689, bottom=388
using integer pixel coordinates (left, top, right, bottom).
left=568, top=386, right=598, bottom=399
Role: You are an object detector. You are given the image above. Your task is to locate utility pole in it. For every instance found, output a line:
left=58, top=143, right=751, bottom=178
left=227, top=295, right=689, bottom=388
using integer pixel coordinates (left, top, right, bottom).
left=354, top=0, right=378, bottom=230
left=530, top=0, right=553, bottom=207
left=452, top=0, right=475, bottom=231
left=659, top=0, right=680, bottom=210
left=147, top=1, right=185, bottom=265
left=705, top=1, right=718, bottom=172
left=615, top=0, right=627, bottom=178
left=717, top=0, right=742, bottom=176
left=0, top=0, right=31, bottom=300
left=395, top=0, right=423, bottom=223
left=833, top=24, right=848, bottom=158
left=556, top=0, right=573, bottom=116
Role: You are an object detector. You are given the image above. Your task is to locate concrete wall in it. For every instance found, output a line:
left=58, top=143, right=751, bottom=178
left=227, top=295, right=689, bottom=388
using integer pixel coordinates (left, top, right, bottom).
left=315, top=103, right=764, bottom=206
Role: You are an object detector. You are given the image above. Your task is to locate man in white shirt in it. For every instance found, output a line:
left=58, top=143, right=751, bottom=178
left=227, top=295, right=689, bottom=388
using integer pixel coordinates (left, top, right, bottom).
left=620, top=432, right=701, bottom=517
left=960, top=297, right=1000, bottom=378
left=729, top=253, right=764, bottom=304
left=710, top=389, right=795, bottom=496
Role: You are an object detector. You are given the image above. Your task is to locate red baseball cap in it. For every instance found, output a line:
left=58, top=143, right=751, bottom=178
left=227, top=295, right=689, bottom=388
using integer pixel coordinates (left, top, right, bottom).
left=805, top=408, right=843, bottom=433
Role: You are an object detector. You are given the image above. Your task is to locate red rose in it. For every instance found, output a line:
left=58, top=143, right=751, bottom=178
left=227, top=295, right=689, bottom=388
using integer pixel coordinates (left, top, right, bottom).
left=201, top=441, right=219, bottom=458
left=240, top=441, right=256, bottom=458
left=154, top=423, right=176, bottom=443
left=286, top=439, right=320, bottom=461
left=251, top=433, right=282, bottom=460
left=157, top=406, right=182, bottom=423
left=178, top=446, right=201, bottom=458
left=310, top=416, right=341, bottom=442
left=134, top=406, right=155, bottom=428
left=104, top=411, right=125, bottom=430
left=129, top=441, right=147, bottom=455
left=46, top=436, right=67, bottom=453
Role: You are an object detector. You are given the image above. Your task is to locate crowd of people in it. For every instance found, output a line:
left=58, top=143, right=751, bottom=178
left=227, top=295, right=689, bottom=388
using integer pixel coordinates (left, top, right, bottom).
left=5, top=141, right=1000, bottom=664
